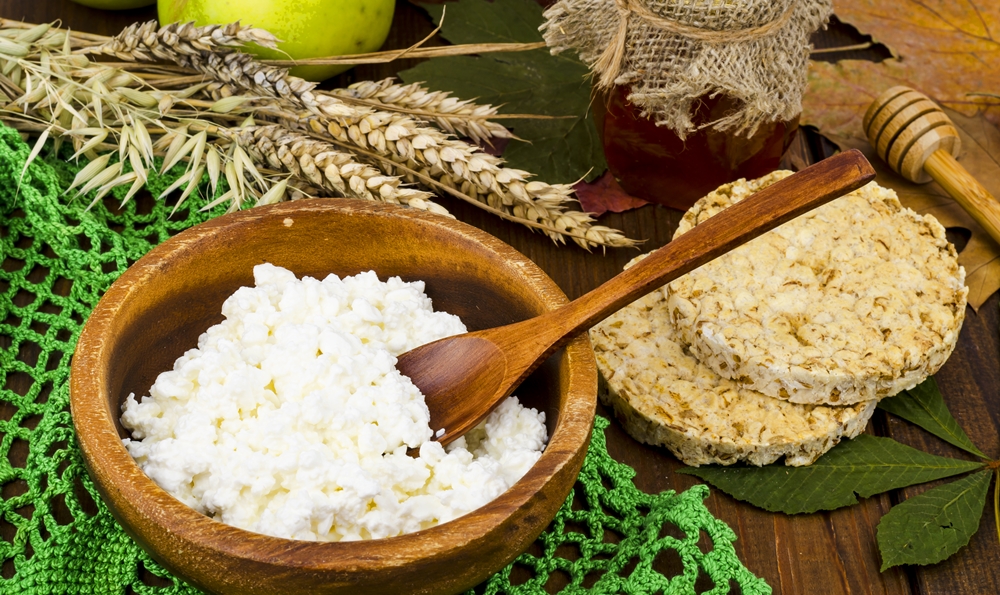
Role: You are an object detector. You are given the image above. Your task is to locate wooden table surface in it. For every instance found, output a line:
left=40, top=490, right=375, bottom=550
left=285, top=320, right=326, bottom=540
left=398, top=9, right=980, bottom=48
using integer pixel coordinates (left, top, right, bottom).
left=1, top=1, right=998, bottom=594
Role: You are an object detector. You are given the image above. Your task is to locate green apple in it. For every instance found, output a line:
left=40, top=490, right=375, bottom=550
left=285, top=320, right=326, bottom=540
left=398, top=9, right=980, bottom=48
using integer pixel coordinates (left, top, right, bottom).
left=158, top=0, right=395, bottom=81
left=70, top=0, right=156, bottom=9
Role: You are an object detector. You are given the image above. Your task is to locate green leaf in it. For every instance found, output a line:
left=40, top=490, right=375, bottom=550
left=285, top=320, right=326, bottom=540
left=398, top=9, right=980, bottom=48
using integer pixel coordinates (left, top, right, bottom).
left=877, top=469, right=992, bottom=570
left=878, top=377, right=987, bottom=459
left=427, top=0, right=544, bottom=45
left=399, top=0, right=606, bottom=183
left=678, top=435, right=984, bottom=514
left=994, top=468, right=1000, bottom=554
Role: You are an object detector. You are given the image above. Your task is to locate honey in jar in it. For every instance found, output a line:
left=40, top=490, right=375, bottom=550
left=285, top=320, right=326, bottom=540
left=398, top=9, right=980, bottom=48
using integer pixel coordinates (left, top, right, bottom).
left=594, top=85, right=799, bottom=212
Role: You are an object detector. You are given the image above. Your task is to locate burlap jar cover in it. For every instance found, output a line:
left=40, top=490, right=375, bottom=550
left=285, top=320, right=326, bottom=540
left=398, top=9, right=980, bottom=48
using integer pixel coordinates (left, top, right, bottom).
left=541, top=0, right=833, bottom=138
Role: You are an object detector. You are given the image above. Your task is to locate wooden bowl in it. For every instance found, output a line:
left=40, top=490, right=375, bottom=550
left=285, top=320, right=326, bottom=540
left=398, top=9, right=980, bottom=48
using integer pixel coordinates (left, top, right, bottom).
left=70, top=199, right=597, bottom=595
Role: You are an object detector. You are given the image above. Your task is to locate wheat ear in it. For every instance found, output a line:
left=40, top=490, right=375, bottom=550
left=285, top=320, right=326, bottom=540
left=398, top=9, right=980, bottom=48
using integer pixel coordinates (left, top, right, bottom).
left=93, top=21, right=633, bottom=248
left=331, top=79, right=511, bottom=144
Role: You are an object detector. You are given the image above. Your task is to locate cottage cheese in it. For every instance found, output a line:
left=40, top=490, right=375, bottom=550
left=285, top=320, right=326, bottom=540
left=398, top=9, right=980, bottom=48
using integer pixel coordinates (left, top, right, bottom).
left=121, top=264, right=547, bottom=541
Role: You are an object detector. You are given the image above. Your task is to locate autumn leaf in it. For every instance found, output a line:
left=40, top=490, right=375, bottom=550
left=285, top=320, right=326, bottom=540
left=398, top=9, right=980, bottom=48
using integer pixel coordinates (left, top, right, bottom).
left=804, top=59, right=903, bottom=140
left=800, top=2, right=1000, bottom=307
left=804, top=0, right=1000, bottom=134
left=573, top=171, right=649, bottom=216
left=823, top=118, right=1000, bottom=310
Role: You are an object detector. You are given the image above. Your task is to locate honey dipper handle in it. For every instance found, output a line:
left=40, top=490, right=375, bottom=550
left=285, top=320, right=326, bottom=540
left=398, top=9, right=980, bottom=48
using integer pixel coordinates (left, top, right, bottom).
left=924, top=149, right=1000, bottom=245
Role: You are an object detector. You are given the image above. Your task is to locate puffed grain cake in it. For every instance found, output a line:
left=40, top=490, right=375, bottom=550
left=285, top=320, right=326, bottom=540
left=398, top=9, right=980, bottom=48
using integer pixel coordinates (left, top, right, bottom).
left=589, top=276, right=877, bottom=467
left=666, top=171, right=967, bottom=405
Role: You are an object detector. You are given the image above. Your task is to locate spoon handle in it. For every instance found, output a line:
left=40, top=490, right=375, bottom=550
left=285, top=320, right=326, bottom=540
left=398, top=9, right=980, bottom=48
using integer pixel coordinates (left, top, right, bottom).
left=552, top=149, right=875, bottom=338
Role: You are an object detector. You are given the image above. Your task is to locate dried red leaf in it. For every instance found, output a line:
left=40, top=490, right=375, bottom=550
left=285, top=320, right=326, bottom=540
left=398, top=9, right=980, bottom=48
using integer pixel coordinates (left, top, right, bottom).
left=574, top=171, right=649, bottom=216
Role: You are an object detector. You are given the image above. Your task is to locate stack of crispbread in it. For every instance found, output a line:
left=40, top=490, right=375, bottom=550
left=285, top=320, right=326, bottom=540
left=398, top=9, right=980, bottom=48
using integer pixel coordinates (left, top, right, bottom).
left=590, top=171, right=968, bottom=467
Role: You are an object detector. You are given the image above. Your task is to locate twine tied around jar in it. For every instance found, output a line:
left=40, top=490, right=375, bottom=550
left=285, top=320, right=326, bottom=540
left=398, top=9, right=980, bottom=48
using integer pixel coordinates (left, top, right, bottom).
left=542, top=0, right=833, bottom=137
left=593, top=0, right=798, bottom=89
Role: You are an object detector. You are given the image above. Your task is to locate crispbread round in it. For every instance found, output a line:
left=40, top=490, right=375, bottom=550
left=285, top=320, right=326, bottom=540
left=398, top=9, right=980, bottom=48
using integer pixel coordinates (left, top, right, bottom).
left=590, top=281, right=876, bottom=467
left=666, top=171, right=967, bottom=405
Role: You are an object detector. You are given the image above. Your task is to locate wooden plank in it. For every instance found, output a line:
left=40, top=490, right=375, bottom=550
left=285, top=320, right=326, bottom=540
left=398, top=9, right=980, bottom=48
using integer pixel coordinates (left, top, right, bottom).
left=2, top=1, right=995, bottom=593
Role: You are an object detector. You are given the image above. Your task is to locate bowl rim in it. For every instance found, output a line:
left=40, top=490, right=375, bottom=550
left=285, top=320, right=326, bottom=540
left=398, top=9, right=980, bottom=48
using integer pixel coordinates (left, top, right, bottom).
left=70, top=198, right=596, bottom=573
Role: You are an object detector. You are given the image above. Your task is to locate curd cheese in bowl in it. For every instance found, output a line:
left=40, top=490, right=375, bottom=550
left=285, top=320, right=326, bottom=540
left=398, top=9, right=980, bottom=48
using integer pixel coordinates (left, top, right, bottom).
left=121, top=264, right=548, bottom=541
left=70, top=199, right=595, bottom=595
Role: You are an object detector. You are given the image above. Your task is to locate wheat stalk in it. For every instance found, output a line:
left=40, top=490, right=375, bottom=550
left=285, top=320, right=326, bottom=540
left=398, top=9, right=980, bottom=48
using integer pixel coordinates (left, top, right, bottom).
left=90, top=21, right=361, bottom=120
left=331, top=79, right=512, bottom=144
left=289, top=105, right=630, bottom=248
left=90, top=21, right=633, bottom=248
left=222, top=124, right=449, bottom=214
left=4, top=19, right=634, bottom=249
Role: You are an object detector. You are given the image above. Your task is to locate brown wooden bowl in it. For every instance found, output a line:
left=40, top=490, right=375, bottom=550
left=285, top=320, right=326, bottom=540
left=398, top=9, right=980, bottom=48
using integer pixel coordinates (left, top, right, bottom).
left=70, top=199, right=596, bottom=595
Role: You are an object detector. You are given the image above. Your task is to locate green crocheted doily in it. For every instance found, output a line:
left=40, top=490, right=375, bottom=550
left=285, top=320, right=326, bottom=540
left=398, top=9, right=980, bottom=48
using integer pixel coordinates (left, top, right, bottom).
left=0, top=123, right=770, bottom=595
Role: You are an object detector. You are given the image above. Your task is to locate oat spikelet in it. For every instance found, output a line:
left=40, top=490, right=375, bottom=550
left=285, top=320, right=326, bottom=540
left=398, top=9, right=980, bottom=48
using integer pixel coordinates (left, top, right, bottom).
left=331, top=79, right=511, bottom=144
left=6, top=47, right=434, bottom=214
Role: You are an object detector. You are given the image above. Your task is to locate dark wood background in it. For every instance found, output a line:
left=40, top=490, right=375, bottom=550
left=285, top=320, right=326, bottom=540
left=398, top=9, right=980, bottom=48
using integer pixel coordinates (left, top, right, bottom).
left=1, top=1, right=997, bottom=594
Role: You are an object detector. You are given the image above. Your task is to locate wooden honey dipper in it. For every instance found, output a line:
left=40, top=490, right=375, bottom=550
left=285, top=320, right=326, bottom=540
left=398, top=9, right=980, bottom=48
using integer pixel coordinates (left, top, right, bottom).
left=864, top=86, right=1000, bottom=243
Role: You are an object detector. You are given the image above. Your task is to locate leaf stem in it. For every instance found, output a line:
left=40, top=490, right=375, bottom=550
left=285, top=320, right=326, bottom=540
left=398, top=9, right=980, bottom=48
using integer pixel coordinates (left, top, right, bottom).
left=262, top=42, right=547, bottom=66
left=995, top=468, right=999, bottom=548
left=967, top=92, right=1000, bottom=105
left=810, top=42, right=874, bottom=55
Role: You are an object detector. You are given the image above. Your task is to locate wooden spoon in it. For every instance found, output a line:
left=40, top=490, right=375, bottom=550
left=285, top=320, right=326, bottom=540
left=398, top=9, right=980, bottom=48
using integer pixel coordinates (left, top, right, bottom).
left=399, top=150, right=876, bottom=446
